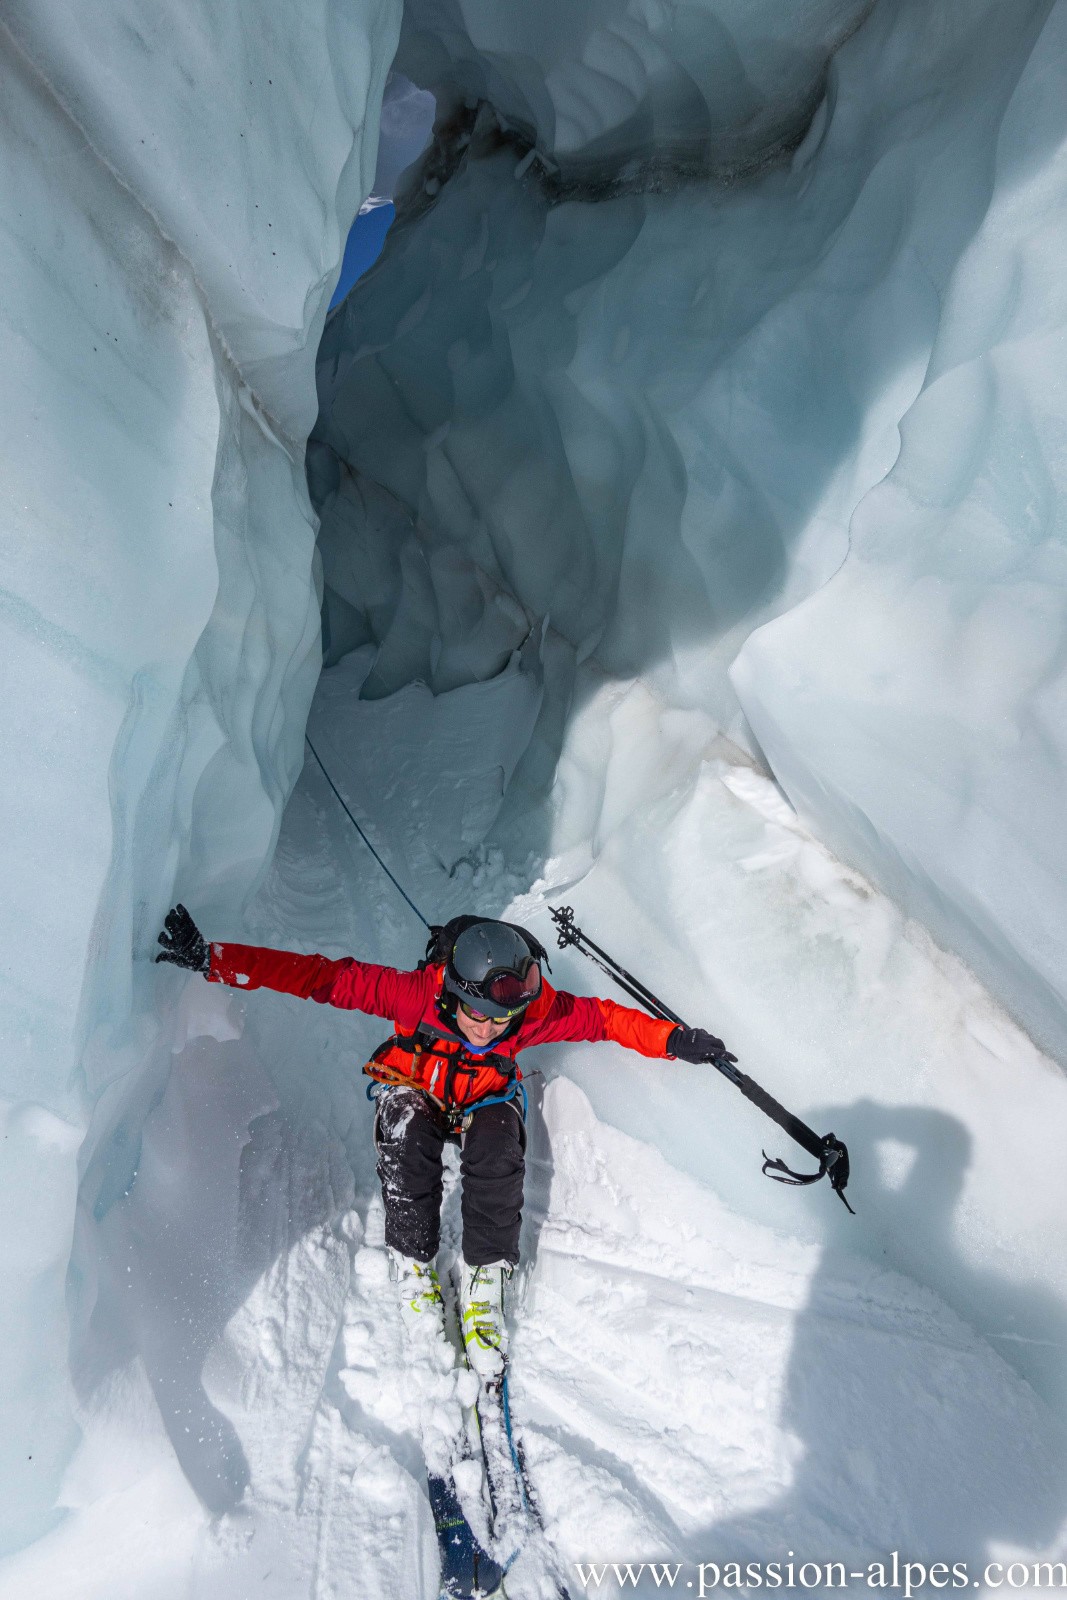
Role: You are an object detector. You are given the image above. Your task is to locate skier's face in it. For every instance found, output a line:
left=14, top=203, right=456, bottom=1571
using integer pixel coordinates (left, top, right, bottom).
left=455, top=1002, right=511, bottom=1047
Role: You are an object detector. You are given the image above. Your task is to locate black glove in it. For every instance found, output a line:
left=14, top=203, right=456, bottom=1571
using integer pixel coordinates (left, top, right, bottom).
left=155, top=904, right=210, bottom=974
left=667, top=1025, right=737, bottom=1066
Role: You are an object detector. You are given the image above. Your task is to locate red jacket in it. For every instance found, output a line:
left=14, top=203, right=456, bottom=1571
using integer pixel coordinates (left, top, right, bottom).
left=208, top=941, right=676, bottom=1110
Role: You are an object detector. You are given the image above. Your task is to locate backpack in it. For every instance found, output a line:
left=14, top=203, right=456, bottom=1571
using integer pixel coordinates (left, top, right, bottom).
left=420, top=914, right=550, bottom=972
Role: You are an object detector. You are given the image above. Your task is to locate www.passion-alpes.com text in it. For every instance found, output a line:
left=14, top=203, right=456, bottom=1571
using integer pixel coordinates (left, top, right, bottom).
left=573, top=1556, right=1067, bottom=1595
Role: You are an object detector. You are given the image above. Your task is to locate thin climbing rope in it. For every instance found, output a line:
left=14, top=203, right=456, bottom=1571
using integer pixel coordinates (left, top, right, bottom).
left=303, top=731, right=431, bottom=930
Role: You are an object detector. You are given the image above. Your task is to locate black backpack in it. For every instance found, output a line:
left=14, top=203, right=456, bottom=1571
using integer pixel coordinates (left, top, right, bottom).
left=421, top=914, right=550, bottom=971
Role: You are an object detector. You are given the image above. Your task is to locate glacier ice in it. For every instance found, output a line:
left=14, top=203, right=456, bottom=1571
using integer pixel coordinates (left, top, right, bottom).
left=2, top=0, right=1067, bottom=1591
left=396, top=0, right=875, bottom=182
left=0, top=0, right=401, bottom=1554
left=314, top=0, right=1067, bottom=1057
left=373, top=71, right=437, bottom=202
left=734, top=0, right=1067, bottom=1060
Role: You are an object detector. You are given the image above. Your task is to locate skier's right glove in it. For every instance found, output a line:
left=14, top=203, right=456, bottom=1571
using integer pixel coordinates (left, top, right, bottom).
left=666, top=1025, right=737, bottom=1066
left=155, top=904, right=210, bottom=974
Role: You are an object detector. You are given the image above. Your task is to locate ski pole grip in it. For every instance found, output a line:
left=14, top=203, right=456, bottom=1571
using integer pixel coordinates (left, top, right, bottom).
left=735, top=1072, right=826, bottom=1161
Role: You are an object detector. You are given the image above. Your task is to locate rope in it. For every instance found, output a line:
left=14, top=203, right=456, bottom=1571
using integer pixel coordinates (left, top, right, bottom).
left=303, top=732, right=431, bottom=930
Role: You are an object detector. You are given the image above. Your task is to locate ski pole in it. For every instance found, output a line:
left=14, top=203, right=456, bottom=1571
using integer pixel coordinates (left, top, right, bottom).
left=549, top=905, right=854, bottom=1213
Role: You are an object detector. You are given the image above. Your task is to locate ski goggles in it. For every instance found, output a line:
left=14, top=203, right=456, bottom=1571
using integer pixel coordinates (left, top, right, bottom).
left=458, top=961, right=542, bottom=1017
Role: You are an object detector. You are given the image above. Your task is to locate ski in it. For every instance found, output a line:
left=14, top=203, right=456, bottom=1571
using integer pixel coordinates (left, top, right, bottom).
left=429, top=1467, right=506, bottom=1600
left=420, top=1262, right=510, bottom=1600
left=474, top=1364, right=572, bottom=1600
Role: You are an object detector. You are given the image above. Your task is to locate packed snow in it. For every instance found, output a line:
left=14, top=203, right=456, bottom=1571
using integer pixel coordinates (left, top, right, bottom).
left=2, top=0, right=1067, bottom=1596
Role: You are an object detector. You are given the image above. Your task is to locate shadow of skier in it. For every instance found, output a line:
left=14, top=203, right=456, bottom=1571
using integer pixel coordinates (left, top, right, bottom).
left=679, top=1100, right=1067, bottom=1596
left=74, top=1026, right=361, bottom=1518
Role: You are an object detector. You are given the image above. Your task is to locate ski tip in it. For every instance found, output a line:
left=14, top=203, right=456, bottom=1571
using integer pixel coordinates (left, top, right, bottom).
left=438, top=1583, right=506, bottom=1600
left=429, top=1469, right=506, bottom=1600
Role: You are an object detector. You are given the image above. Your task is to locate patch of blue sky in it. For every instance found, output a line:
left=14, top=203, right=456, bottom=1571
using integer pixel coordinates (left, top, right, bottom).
left=329, top=202, right=395, bottom=309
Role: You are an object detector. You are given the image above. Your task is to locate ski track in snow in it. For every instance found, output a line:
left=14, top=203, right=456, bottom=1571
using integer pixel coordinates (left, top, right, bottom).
left=8, top=671, right=1067, bottom=1600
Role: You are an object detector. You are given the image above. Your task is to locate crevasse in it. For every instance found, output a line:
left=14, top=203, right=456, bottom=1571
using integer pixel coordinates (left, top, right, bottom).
left=2, top=0, right=1067, bottom=1592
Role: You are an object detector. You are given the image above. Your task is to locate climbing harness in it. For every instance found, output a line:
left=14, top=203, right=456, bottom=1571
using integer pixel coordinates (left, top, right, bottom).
left=550, top=905, right=854, bottom=1213
left=366, top=1074, right=527, bottom=1133
left=366, top=1010, right=529, bottom=1117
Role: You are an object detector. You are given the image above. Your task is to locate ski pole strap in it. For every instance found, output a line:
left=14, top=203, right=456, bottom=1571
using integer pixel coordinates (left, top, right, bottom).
left=718, top=1064, right=856, bottom=1213
left=762, top=1135, right=854, bottom=1213
left=549, top=903, right=855, bottom=1212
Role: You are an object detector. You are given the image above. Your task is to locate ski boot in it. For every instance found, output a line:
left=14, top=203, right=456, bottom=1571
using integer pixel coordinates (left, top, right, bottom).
left=389, top=1249, right=446, bottom=1339
left=459, top=1260, right=511, bottom=1381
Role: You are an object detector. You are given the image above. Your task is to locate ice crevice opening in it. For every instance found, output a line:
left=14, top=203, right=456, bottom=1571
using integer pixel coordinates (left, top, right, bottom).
left=3, top=0, right=1067, bottom=1593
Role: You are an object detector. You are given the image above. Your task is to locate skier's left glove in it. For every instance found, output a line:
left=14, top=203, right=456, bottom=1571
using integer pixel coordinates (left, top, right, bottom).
left=155, top=904, right=210, bottom=974
left=667, top=1025, right=737, bottom=1066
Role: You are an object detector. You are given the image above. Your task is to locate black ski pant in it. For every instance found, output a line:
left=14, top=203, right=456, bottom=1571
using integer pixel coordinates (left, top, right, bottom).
left=374, top=1085, right=526, bottom=1267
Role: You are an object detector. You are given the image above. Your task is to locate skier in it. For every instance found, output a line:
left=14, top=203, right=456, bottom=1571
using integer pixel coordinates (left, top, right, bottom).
left=155, top=904, right=735, bottom=1376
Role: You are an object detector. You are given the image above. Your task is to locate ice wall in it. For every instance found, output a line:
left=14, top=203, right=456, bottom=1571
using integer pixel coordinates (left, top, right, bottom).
left=0, top=0, right=399, bottom=1551
left=396, top=0, right=874, bottom=183
left=312, top=0, right=1067, bottom=1058
left=733, top=0, right=1067, bottom=1058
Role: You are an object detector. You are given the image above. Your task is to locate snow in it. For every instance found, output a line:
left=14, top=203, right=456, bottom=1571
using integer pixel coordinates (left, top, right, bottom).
left=3, top=0, right=1067, bottom=1594
left=523, top=1078, right=1062, bottom=1583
